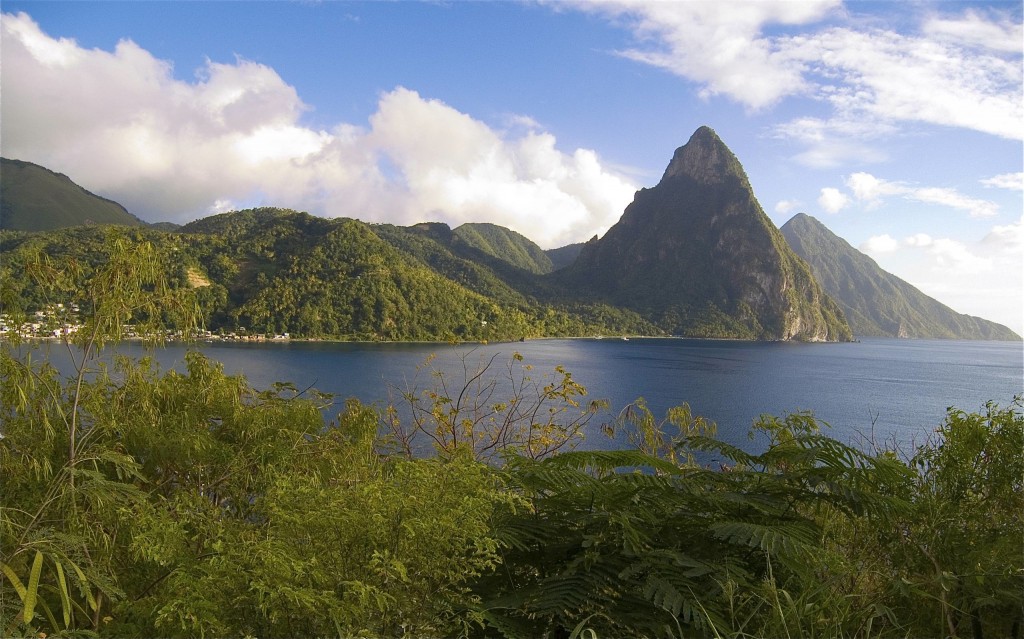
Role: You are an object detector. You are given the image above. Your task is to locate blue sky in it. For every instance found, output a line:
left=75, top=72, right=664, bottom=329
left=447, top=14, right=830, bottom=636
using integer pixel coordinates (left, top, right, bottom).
left=2, top=1, right=1021, bottom=333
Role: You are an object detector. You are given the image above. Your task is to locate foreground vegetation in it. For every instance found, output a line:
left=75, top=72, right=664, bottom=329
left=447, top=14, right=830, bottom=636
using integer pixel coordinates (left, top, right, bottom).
left=2, top=234, right=1021, bottom=638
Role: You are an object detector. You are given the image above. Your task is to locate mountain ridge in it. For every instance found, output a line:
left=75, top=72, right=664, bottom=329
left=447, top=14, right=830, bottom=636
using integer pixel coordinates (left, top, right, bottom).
left=781, top=213, right=1020, bottom=341
left=452, top=222, right=554, bottom=274
left=561, top=127, right=852, bottom=341
left=3, top=135, right=1015, bottom=342
left=1, top=158, right=146, bottom=231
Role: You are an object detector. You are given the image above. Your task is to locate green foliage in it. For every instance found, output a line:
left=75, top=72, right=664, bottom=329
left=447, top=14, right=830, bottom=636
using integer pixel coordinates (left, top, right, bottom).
left=545, top=241, right=586, bottom=271
left=453, top=222, right=555, bottom=274
left=0, top=230, right=508, bottom=636
left=386, top=351, right=607, bottom=461
left=884, top=399, right=1024, bottom=638
left=1, top=348, right=510, bottom=637
left=1, top=208, right=657, bottom=341
left=1, top=230, right=200, bottom=636
left=473, top=410, right=913, bottom=638
left=4, top=327, right=1019, bottom=637
left=103, top=360, right=506, bottom=637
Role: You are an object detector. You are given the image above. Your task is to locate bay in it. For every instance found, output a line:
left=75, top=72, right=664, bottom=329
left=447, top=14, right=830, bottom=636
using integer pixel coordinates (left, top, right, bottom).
left=27, top=336, right=1022, bottom=455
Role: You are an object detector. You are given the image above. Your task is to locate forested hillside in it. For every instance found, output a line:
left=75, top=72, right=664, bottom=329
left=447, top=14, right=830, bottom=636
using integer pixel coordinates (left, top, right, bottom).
left=546, top=241, right=586, bottom=270
left=0, top=213, right=655, bottom=341
left=453, top=222, right=555, bottom=274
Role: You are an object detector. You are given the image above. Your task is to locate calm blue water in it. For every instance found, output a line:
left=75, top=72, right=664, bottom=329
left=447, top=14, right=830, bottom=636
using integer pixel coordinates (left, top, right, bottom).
left=25, top=337, right=1023, bottom=454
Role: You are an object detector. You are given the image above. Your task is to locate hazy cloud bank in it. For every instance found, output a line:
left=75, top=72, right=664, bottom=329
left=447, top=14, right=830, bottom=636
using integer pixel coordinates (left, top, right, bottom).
left=860, top=216, right=1022, bottom=331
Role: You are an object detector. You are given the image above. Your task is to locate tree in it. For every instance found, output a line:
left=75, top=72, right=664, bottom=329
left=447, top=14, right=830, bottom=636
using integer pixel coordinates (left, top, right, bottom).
left=384, top=350, right=607, bottom=462
left=1, top=229, right=200, bottom=634
left=890, top=399, right=1024, bottom=638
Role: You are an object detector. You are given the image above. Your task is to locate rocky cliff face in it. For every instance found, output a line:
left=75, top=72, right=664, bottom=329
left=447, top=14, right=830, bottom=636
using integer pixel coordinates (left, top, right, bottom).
left=565, top=127, right=852, bottom=341
left=660, top=127, right=747, bottom=185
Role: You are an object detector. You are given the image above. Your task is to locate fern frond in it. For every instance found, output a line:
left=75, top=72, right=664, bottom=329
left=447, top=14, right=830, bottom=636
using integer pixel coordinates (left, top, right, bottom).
left=709, top=519, right=818, bottom=556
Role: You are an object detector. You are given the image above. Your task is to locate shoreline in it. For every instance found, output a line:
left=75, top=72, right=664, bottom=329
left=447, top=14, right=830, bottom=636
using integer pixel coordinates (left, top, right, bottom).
left=3, top=332, right=856, bottom=348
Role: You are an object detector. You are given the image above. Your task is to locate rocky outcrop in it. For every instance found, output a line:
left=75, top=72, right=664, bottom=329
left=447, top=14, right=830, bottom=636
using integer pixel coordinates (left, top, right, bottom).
left=563, top=127, right=852, bottom=341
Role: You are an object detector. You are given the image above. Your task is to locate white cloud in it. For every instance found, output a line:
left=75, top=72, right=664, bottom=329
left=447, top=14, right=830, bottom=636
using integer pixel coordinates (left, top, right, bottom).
left=564, top=0, right=840, bottom=110
left=904, top=233, right=934, bottom=248
left=911, top=187, right=999, bottom=218
left=923, top=237, right=993, bottom=274
left=924, top=8, right=1024, bottom=53
left=982, top=216, right=1024, bottom=251
left=2, top=11, right=82, bottom=67
left=0, top=12, right=637, bottom=248
left=860, top=234, right=899, bottom=253
left=845, top=172, right=1000, bottom=218
left=817, top=187, right=849, bottom=214
left=568, top=3, right=1023, bottom=164
left=208, top=199, right=237, bottom=215
left=501, top=113, right=543, bottom=132
left=865, top=232, right=996, bottom=277
left=368, top=88, right=636, bottom=245
left=770, top=117, right=893, bottom=168
left=774, top=199, right=799, bottom=214
left=784, top=24, right=1024, bottom=141
left=846, top=172, right=903, bottom=203
left=981, top=172, right=1024, bottom=191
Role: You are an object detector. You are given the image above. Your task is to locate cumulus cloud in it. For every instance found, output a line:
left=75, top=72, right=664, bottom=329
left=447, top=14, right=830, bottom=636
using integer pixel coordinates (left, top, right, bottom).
left=981, top=172, right=1024, bottom=190
left=982, top=216, right=1024, bottom=251
left=564, top=0, right=839, bottom=110
left=846, top=172, right=899, bottom=203
left=844, top=172, right=999, bottom=218
left=817, top=187, right=849, bottom=214
left=774, top=199, right=799, bottom=214
left=864, top=232, right=994, bottom=276
left=860, top=234, right=899, bottom=253
left=0, top=12, right=636, bottom=248
left=565, top=3, right=1022, bottom=165
left=367, top=88, right=636, bottom=244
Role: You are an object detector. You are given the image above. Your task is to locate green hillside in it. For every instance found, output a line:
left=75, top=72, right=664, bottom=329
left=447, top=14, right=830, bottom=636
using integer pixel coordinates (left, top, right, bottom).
left=546, top=241, right=586, bottom=270
left=453, top=222, right=554, bottom=274
left=781, top=213, right=1020, bottom=340
left=0, top=158, right=145, bottom=231
left=1, top=209, right=655, bottom=341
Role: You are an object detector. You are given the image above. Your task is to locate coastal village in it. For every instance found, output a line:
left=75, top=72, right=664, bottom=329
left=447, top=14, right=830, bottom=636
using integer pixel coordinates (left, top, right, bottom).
left=0, top=303, right=291, bottom=342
